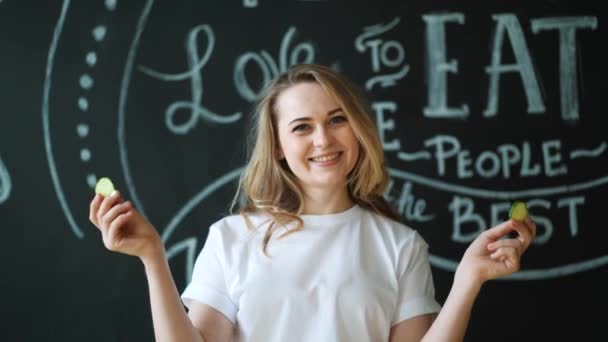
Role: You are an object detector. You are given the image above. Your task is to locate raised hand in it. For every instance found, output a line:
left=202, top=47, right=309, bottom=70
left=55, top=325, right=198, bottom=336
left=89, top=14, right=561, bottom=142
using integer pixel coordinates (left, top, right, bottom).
left=89, top=191, right=163, bottom=262
left=457, top=218, right=536, bottom=285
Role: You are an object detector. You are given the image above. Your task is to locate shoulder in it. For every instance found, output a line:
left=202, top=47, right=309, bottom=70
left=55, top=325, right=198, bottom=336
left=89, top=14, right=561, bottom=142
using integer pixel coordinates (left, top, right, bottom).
left=206, top=211, right=270, bottom=244
left=198, top=211, right=270, bottom=266
left=357, top=208, right=432, bottom=278
left=358, top=207, right=426, bottom=247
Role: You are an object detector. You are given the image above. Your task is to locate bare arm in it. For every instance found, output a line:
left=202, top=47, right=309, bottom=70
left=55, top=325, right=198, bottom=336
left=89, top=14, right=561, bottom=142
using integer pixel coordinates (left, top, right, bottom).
left=389, top=314, right=435, bottom=342
left=142, top=250, right=207, bottom=342
left=142, top=251, right=235, bottom=342
left=389, top=280, right=479, bottom=342
left=419, top=276, right=481, bottom=342
left=424, top=219, right=535, bottom=342
left=391, top=219, right=536, bottom=341
left=90, top=192, right=234, bottom=342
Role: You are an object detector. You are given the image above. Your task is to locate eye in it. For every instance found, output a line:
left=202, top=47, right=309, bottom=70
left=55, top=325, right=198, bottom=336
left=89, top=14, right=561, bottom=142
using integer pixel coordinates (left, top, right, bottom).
left=292, top=124, right=310, bottom=133
left=329, top=115, right=347, bottom=125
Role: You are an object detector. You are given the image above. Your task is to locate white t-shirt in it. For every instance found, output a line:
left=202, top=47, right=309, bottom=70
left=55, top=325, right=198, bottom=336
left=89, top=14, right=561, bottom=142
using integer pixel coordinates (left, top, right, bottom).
left=181, top=205, right=441, bottom=341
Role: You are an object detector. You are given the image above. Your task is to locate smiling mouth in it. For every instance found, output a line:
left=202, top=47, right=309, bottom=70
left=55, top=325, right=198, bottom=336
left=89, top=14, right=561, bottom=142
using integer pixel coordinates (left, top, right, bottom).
left=309, top=152, right=342, bottom=162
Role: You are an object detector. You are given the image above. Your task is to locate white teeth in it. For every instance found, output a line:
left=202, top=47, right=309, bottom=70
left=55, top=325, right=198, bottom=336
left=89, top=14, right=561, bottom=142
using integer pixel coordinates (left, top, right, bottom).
left=311, top=153, right=340, bottom=162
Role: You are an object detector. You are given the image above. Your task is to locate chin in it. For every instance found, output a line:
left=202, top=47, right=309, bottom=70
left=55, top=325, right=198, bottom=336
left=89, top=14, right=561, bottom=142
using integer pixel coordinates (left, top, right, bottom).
left=310, top=177, right=348, bottom=189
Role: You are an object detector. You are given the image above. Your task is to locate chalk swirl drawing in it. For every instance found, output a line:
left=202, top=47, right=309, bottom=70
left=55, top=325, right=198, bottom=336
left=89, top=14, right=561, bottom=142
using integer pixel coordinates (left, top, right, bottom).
left=0, top=154, right=11, bottom=204
left=43, top=0, right=267, bottom=282
left=42, top=0, right=606, bottom=281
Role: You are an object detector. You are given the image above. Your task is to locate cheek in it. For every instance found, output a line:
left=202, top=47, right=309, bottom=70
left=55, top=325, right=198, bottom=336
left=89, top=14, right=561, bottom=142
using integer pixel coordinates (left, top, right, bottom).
left=350, top=143, right=360, bottom=168
left=277, top=132, right=290, bottom=159
left=347, top=133, right=360, bottom=158
left=278, top=136, right=305, bottom=165
left=346, top=133, right=361, bottom=171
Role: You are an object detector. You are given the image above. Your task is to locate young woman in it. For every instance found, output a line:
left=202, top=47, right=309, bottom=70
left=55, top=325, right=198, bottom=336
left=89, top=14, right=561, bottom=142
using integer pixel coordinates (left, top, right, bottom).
left=89, top=64, right=536, bottom=342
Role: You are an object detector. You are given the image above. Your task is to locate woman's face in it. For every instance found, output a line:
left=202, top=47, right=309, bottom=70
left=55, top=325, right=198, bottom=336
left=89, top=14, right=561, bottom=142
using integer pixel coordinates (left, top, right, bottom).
left=275, top=82, right=360, bottom=192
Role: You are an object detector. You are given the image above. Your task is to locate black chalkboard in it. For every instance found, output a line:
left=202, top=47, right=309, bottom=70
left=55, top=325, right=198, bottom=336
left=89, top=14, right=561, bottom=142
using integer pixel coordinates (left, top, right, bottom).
left=1, top=0, right=606, bottom=341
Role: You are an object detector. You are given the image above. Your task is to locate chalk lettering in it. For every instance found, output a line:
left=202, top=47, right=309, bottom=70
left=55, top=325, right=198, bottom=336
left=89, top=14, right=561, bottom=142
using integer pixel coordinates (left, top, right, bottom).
left=354, top=17, right=409, bottom=90
left=532, top=17, right=598, bottom=121
left=234, top=27, right=315, bottom=102
left=449, top=195, right=485, bottom=243
left=372, top=101, right=400, bottom=151
left=457, top=150, right=473, bottom=178
left=570, top=142, right=607, bottom=160
left=422, top=13, right=469, bottom=118
left=496, top=144, right=520, bottom=179
left=542, top=140, right=567, bottom=177
left=448, top=196, right=584, bottom=244
left=139, top=25, right=242, bottom=134
left=520, top=141, right=542, bottom=176
left=421, top=135, right=564, bottom=178
left=475, top=151, right=501, bottom=178
left=386, top=180, right=435, bottom=222
left=490, top=201, right=512, bottom=227
left=424, top=135, right=460, bottom=176
left=485, top=14, right=545, bottom=117
left=557, top=196, right=585, bottom=237
left=526, top=199, right=552, bottom=244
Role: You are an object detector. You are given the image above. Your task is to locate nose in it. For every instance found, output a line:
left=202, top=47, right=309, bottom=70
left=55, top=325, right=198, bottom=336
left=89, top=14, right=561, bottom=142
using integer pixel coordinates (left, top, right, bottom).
left=313, top=126, right=333, bottom=148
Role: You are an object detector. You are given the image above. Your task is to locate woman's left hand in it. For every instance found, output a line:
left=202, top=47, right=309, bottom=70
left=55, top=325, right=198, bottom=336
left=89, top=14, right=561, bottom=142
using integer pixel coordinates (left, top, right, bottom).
left=457, top=217, right=536, bottom=285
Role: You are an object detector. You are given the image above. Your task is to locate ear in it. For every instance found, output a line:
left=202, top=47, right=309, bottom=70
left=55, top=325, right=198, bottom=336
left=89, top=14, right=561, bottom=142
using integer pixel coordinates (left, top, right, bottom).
left=276, top=148, right=285, bottom=160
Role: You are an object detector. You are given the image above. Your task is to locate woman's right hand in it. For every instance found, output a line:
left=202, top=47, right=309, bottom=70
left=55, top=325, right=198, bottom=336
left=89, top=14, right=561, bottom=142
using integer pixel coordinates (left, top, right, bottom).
left=89, top=191, right=163, bottom=262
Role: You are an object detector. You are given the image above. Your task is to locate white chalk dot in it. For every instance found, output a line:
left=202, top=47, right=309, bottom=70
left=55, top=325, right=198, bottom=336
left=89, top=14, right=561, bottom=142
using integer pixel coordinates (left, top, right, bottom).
left=87, top=174, right=97, bottom=188
left=85, top=52, right=97, bottom=67
left=78, top=97, right=89, bottom=111
left=243, top=0, right=258, bottom=8
left=92, top=26, right=107, bottom=42
left=80, top=148, right=91, bottom=162
left=80, top=74, right=94, bottom=90
left=76, top=124, right=89, bottom=138
left=105, top=0, right=117, bottom=11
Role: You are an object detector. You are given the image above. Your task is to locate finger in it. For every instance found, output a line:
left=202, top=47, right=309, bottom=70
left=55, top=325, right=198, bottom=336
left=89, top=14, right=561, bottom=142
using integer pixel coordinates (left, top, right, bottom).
left=100, top=201, right=132, bottom=230
left=510, top=219, right=533, bottom=249
left=490, top=246, right=513, bottom=259
left=106, top=211, right=133, bottom=251
left=504, top=247, right=520, bottom=271
left=483, top=220, right=516, bottom=241
left=491, top=247, right=521, bottom=271
left=521, top=217, right=536, bottom=250
left=89, top=194, right=103, bottom=227
left=97, top=191, right=122, bottom=227
left=526, top=217, right=537, bottom=240
left=488, top=238, right=524, bottom=255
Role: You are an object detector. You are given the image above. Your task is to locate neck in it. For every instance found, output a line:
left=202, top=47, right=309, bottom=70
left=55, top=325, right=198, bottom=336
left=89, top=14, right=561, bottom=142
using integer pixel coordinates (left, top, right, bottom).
left=300, top=186, right=353, bottom=215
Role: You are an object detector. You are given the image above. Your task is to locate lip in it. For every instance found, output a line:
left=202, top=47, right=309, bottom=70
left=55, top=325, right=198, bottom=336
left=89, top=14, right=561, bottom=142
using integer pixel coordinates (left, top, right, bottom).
left=309, top=151, right=343, bottom=166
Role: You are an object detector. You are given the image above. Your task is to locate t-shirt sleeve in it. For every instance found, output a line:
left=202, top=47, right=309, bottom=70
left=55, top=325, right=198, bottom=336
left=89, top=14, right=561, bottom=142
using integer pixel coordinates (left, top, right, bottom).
left=181, top=224, right=238, bottom=325
left=392, top=231, right=442, bottom=326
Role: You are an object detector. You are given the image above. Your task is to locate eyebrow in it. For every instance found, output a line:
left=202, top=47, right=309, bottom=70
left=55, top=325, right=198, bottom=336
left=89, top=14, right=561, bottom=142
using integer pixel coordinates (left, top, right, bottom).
left=287, top=108, right=343, bottom=126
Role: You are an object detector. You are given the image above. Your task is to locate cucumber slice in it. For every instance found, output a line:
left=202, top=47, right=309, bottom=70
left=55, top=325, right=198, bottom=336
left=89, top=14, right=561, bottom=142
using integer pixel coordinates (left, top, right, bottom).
left=509, top=200, right=528, bottom=222
left=95, top=177, right=116, bottom=197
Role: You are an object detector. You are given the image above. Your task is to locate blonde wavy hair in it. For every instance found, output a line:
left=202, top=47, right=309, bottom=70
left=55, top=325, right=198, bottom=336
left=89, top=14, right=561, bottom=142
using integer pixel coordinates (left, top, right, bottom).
left=232, top=63, right=399, bottom=255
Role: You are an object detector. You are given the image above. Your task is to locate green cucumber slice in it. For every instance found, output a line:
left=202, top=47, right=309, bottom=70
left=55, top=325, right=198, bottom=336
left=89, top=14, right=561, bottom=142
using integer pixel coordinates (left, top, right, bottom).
left=509, top=200, right=528, bottom=222
left=95, top=177, right=116, bottom=197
